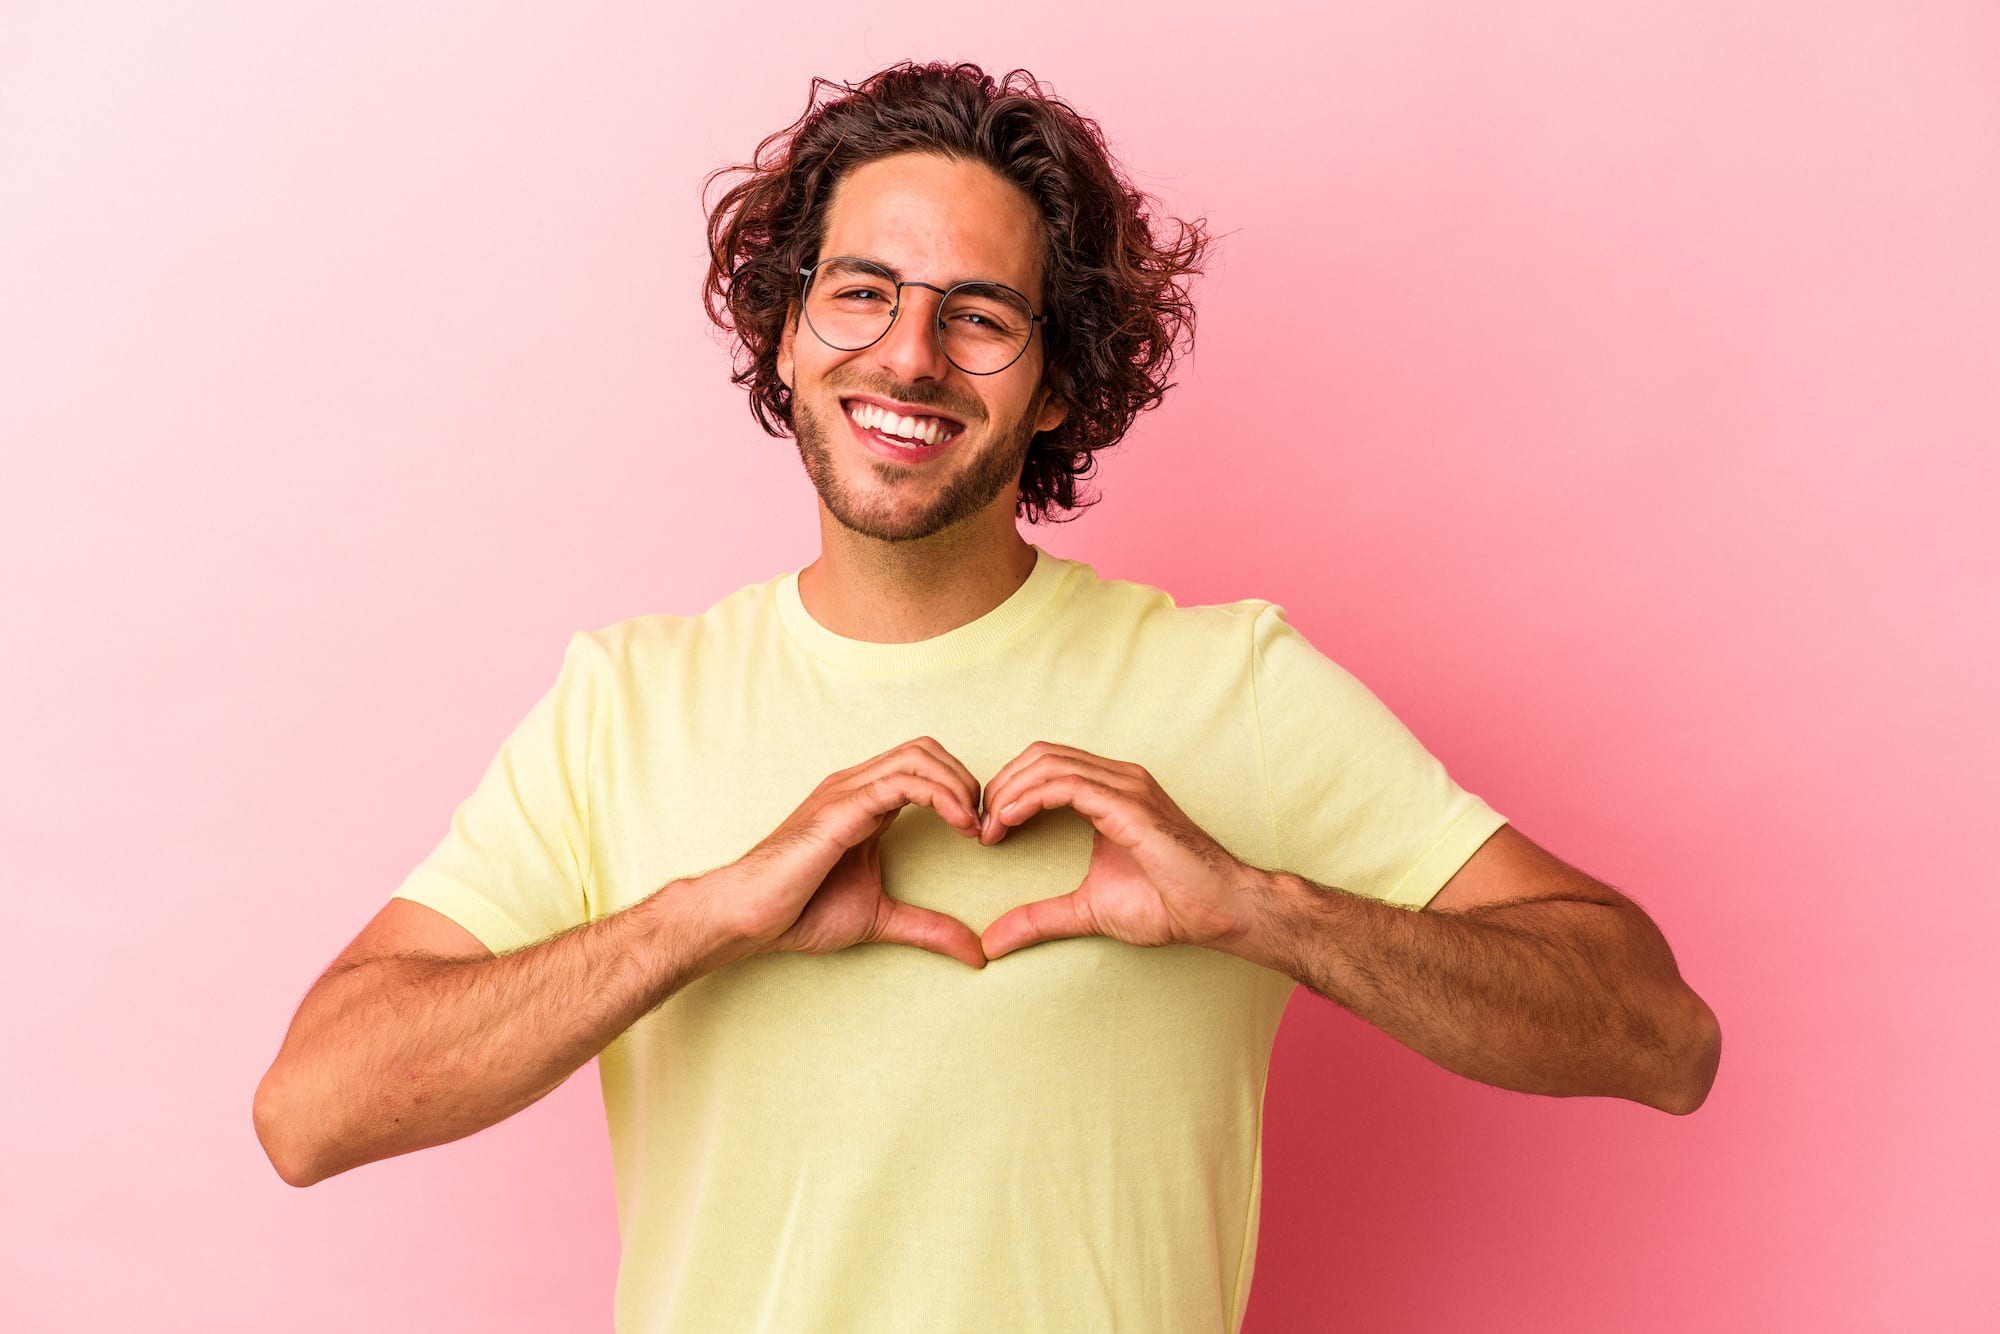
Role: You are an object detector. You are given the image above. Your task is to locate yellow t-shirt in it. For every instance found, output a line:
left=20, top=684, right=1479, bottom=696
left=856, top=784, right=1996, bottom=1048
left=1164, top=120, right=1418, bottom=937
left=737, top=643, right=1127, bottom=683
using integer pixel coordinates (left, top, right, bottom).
left=393, top=545, right=1506, bottom=1333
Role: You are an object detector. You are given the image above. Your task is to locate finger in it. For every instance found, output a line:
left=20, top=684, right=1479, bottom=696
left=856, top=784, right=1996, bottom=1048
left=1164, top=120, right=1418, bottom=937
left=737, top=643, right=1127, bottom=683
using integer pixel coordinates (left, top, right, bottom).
left=982, top=741, right=1125, bottom=801
left=980, top=760, right=1136, bottom=844
left=882, top=736, right=981, bottom=817
left=874, top=899, right=987, bottom=969
left=986, top=774, right=1147, bottom=848
left=897, top=736, right=984, bottom=823
left=981, top=891, right=1097, bottom=960
left=984, top=752, right=1144, bottom=836
left=865, top=753, right=982, bottom=833
left=835, top=771, right=979, bottom=845
left=980, top=740, right=1068, bottom=816
left=864, top=741, right=981, bottom=836
left=980, top=755, right=1072, bottom=843
left=977, top=751, right=1066, bottom=839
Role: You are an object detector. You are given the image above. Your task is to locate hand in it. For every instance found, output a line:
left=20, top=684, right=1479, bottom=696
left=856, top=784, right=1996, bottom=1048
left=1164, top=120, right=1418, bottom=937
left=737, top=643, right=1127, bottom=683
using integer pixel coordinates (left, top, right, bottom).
left=699, top=737, right=988, bottom=969
left=975, top=742, right=1270, bottom=961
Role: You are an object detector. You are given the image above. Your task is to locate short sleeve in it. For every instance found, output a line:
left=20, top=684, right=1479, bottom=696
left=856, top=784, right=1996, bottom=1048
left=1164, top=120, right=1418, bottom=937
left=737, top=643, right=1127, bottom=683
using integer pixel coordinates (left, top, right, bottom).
left=1252, top=603, right=1506, bottom=910
left=391, top=630, right=602, bottom=953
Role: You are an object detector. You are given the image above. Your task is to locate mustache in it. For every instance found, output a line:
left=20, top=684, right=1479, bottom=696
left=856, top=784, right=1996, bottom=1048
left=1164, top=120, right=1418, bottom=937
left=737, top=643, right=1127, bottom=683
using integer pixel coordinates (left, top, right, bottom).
left=824, top=377, right=981, bottom=423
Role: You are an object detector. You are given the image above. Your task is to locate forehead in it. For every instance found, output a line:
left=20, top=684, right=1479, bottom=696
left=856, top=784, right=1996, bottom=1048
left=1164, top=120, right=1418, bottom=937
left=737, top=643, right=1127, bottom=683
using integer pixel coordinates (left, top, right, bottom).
left=820, top=152, right=1047, bottom=303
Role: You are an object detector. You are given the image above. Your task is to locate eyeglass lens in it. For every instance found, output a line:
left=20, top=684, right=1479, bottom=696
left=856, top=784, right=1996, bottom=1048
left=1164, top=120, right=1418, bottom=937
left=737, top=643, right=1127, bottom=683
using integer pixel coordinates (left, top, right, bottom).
left=804, top=258, right=1034, bottom=374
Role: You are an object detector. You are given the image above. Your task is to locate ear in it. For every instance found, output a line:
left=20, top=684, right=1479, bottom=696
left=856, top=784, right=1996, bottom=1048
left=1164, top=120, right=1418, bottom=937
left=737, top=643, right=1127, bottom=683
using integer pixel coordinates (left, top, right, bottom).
left=1032, top=381, right=1069, bottom=434
left=777, top=301, right=798, bottom=391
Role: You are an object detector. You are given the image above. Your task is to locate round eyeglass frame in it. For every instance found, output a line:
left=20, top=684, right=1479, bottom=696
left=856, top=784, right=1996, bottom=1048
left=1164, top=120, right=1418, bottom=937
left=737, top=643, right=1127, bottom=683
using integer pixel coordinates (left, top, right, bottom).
left=797, top=257, right=1051, bottom=376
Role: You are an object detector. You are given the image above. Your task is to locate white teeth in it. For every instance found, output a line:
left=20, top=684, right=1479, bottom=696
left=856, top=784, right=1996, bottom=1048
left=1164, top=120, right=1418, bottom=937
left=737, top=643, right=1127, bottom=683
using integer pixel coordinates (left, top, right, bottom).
left=846, top=401, right=955, bottom=446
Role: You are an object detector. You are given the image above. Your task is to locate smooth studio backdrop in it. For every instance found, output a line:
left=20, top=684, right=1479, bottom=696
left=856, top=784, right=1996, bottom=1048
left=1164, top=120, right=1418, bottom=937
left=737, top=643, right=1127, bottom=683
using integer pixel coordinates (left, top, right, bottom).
left=3, top=3, right=1994, bottom=1330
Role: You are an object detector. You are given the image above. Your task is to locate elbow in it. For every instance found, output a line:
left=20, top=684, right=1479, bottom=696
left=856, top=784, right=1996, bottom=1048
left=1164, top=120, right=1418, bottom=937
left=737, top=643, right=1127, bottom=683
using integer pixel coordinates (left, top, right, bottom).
left=253, top=1066, right=328, bottom=1188
left=1656, top=989, right=1722, bottom=1116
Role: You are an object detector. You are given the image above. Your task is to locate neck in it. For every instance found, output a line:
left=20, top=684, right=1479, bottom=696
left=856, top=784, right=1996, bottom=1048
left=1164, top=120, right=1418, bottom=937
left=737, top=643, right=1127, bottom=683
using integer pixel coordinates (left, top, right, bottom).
left=797, top=511, right=1038, bottom=644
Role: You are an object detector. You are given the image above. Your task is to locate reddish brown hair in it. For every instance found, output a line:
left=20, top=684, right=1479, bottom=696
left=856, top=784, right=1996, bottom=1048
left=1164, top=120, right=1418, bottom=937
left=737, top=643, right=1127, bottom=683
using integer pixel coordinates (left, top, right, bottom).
left=701, top=61, right=1214, bottom=524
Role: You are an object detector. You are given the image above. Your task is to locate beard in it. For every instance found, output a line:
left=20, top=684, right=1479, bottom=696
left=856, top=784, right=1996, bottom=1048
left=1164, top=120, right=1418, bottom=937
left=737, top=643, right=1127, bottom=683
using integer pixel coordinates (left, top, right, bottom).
left=791, top=383, right=1038, bottom=543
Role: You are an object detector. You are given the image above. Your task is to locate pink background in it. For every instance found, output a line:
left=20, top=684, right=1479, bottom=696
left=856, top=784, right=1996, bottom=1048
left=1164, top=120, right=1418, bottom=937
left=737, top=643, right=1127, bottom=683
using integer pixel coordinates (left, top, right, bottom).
left=5, top=3, right=1995, bottom=1330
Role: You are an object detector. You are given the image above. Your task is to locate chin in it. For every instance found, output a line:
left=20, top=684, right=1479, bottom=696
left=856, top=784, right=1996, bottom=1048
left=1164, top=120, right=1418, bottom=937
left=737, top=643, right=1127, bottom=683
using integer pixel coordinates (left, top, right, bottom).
left=796, top=397, right=1024, bottom=543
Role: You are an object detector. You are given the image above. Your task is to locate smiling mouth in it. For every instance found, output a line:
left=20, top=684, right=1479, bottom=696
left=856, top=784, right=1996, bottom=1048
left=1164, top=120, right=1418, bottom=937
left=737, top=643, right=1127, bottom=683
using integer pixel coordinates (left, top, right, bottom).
left=840, top=398, right=966, bottom=448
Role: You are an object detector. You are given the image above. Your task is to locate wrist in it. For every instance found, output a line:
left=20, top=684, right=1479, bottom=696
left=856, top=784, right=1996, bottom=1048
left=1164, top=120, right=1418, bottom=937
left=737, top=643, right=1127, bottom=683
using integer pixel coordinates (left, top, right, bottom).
left=645, top=873, right=756, bottom=980
left=1223, top=866, right=1305, bottom=975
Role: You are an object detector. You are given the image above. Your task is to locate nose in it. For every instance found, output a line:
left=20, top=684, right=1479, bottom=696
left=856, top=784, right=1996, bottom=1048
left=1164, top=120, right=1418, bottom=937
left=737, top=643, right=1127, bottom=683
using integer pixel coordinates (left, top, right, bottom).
left=870, top=285, right=954, bottom=384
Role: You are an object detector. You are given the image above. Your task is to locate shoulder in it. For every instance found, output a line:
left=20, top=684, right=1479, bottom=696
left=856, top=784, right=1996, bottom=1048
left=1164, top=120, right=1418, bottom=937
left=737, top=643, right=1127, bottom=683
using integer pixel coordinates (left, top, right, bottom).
left=1062, top=563, right=1370, bottom=706
left=568, top=571, right=787, bottom=685
left=1055, top=558, right=1278, bottom=653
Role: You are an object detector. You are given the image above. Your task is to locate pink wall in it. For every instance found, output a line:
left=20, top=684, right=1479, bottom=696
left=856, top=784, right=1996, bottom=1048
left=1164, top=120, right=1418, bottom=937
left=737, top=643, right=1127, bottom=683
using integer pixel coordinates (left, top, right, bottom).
left=5, top=3, right=1994, bottom=1330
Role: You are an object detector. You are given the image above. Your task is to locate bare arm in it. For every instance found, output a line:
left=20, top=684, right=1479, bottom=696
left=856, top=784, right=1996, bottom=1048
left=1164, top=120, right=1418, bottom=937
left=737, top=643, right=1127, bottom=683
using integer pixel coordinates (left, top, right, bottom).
left=1245, top=868, right=1721, bottom=1115
left=254, top=736, right=989, bottom=1188
left=253, top=881, right=737, bottom=1187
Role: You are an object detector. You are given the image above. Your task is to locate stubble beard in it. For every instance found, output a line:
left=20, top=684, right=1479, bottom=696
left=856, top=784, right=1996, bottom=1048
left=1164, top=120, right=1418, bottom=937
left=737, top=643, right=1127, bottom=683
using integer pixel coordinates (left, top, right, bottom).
left=791, top=388, right=1038, bottom=543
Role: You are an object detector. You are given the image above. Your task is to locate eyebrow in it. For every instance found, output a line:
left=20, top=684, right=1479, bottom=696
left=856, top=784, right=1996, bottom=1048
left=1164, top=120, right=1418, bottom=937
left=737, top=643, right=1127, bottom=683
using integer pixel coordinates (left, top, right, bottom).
left=835, top=253, right=1032, bottom=298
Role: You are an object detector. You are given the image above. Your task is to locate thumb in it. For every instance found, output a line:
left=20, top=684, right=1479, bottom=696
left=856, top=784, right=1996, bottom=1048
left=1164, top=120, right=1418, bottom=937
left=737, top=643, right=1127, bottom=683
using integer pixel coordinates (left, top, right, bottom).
left=981, top=892, right=1097, bottom=960
left=872, top=898, right=987, bottom=970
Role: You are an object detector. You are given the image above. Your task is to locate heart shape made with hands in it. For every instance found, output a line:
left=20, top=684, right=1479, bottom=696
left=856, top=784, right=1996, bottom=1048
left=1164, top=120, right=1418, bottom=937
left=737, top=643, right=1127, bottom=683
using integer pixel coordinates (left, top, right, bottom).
left=946, top=740, right=1268, bottom=963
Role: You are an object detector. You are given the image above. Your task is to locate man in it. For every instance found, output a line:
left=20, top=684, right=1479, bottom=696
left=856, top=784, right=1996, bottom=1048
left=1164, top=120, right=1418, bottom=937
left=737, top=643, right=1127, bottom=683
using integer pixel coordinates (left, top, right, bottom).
left=255, top=61, right=1720, bottom=1333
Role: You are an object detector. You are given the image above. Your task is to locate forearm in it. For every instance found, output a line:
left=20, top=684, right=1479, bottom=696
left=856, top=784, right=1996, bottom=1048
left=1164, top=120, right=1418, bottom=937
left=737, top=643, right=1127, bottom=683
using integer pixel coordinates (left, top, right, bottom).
left=257, top=878, right=733, bottom=1185
left=1241, top=872, right=1719, bottom=1113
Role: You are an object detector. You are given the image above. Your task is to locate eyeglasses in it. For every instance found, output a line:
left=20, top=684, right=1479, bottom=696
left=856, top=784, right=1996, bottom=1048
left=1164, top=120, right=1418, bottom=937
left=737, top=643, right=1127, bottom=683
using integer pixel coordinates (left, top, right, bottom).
left=797, top=256, right=1050, bottom=376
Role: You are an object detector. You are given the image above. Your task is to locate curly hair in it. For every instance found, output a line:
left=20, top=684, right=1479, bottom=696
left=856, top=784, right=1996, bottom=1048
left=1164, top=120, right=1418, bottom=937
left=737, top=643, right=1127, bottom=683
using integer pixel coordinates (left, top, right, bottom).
left=701, top=61, right=1214, bottom=524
